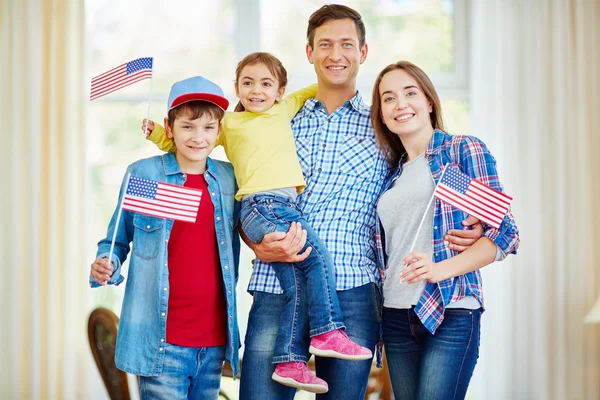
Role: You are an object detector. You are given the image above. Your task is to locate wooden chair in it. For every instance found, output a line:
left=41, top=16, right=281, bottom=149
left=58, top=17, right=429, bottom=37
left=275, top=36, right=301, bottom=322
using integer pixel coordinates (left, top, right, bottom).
left=88, top=307, right=131, bottom=400
left=88, top=307, right=232, bottom=400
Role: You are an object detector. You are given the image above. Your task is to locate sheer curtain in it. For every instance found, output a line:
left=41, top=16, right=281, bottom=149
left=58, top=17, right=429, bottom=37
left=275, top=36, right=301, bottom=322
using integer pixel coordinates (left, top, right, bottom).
left=469, top=1, right=600, bottom=399
left=0, top=0, right=90, bottom=398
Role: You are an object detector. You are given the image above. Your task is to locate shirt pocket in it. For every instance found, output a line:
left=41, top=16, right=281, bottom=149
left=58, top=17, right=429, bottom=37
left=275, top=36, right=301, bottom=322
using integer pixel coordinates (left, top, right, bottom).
left=294, top=134, right=313, bottom=179
left=339, top=135, right=379, bottom=180
left=133, top=214, right=164, bottom=260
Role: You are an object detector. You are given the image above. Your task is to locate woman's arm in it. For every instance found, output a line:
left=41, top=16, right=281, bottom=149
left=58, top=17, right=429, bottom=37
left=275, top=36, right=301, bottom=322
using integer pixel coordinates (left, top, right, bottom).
left=399, top=237, right=496, bottom=284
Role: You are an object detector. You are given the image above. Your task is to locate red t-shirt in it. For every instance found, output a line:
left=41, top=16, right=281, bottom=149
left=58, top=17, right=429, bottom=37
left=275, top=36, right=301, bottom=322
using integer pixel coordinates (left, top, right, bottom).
left=165, top=173, right=227, bottom=347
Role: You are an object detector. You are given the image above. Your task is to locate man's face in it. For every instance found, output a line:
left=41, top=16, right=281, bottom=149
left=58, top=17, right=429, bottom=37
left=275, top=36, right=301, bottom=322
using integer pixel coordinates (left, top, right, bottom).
left=306, top=18, right=368, bottom=89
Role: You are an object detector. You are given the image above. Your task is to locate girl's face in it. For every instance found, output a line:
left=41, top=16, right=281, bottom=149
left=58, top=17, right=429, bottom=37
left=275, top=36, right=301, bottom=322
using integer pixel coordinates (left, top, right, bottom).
left=378, top=68, right=433, bottom=140
left=235, top=63, right=285, bottom=113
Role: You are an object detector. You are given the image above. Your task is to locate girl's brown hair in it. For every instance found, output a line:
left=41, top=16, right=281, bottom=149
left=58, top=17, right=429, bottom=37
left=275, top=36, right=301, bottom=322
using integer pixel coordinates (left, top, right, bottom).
left=234, top=52, right=288, bottom=112
left=370, top=61, right=445, bottom=168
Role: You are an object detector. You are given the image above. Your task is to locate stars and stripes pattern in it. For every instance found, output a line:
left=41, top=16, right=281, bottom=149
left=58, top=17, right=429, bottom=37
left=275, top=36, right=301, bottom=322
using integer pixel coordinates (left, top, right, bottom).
left=90, top=57, right=153, bottom=101
left=434, top=164, right=512, bottom=229
left=123, top=176, right=202, bottom=223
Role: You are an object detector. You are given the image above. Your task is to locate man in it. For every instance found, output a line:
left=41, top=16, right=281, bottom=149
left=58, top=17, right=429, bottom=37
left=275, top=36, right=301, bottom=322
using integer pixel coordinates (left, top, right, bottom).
left=240, top=4, right=481, bottom=399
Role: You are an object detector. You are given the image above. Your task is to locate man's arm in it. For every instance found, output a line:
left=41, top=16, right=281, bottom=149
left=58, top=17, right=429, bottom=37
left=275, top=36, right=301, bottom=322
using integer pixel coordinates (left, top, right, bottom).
left=240, top=221, right=312, bottom=263
left=445, top=215, right=484, bottom=252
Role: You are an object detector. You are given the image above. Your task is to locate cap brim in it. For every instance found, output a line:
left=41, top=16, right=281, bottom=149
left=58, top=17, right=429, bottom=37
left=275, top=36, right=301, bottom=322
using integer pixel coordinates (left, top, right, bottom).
left=169, top=93, right=229, bottom=112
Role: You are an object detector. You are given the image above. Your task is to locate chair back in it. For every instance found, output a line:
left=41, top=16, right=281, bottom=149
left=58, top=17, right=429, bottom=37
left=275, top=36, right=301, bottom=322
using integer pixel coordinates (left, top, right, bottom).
left=88, top=307, right=130, bottom=400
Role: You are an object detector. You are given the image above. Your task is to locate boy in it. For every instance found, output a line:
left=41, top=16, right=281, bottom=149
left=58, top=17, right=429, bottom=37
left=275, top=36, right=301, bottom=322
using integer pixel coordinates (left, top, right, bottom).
left=89, top=76, right=241, bottom=399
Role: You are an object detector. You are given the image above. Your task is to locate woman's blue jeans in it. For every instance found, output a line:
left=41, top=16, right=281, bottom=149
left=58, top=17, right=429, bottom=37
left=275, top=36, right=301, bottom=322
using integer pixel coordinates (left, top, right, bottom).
left=382, top=306, right=481, bottom=400
left=241, top=193, right=345, bottom=363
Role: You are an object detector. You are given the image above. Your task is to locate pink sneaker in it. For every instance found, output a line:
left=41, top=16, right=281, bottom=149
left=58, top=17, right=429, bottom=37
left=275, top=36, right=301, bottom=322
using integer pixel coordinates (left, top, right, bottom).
left=309, top=329, right=373, bottom=360
left=271, top=362, right=329, bottom=394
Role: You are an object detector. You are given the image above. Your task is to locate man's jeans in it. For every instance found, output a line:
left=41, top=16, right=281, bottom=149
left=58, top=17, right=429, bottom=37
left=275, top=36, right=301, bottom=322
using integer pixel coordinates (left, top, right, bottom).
left=382, top=306, right=481, bottom=400
left=138, top=343, right=225, bottom=400
left=240, top=283, right=381, bottom=400
left=241, top=193, right=345, bottom=363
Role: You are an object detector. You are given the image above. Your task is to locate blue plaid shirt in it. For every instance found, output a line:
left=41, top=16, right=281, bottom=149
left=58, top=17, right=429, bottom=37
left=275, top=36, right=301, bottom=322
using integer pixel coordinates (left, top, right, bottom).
left=247, top=92, right=391, bottom=294
left=376, top=129, right=520, bottom=333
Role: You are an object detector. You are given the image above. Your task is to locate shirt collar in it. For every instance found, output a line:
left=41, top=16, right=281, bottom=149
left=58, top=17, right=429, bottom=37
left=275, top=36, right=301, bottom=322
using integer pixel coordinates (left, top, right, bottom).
left=161, top=152, right=215, bottom=177
left=395, top=129, right=447, bottom=170
left=301, top=90, right=370, bottom=117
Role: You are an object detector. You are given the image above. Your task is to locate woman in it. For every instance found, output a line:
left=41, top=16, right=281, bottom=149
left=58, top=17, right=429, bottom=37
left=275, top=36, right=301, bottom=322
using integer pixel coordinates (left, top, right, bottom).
left=371, top=61, right=519, bottom=400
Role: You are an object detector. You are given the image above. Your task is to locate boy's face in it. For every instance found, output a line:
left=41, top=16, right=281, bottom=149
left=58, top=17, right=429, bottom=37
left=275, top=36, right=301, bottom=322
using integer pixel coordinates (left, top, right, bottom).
left=306, top=18, right=368, bottom=90
left=165, top=108, right=220, bottom=172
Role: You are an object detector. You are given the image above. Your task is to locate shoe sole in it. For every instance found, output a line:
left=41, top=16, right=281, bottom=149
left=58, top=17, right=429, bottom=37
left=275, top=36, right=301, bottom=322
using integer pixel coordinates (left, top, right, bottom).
left=271, top=372, right=329, bottom=394
left=309, top=346, right=373, bottom=361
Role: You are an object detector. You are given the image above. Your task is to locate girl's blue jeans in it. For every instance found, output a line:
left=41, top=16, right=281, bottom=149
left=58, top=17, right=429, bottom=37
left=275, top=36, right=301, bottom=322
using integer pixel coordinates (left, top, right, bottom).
left=241, top=193, right=345, bottom=363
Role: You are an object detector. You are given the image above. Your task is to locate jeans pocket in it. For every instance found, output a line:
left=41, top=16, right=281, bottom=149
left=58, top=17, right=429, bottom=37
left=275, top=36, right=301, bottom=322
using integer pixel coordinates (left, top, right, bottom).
left=241, top=207, right=277, bottom=244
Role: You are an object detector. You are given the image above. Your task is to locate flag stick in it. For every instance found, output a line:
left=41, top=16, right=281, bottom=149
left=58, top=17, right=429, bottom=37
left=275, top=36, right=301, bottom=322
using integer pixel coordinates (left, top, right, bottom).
left=409, top=164, right=450, bottom=253
left=143, top=64, right=154, bottom=137
left=104, top=173, right=132, bottom=292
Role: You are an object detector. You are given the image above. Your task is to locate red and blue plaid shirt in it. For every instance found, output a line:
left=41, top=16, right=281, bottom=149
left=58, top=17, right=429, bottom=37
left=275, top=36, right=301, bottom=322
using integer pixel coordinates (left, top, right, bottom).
left=376, top=129, right=520, bottom=334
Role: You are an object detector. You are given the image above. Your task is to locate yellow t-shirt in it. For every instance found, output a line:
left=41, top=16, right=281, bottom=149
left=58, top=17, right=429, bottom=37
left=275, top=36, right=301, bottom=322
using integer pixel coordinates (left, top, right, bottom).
left=148, top=84, right=318, bottom=201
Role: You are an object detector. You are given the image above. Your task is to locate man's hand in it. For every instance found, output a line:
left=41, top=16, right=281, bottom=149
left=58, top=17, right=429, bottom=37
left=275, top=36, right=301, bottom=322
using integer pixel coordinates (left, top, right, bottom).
left=141, top=119, right=155, bottom=138
left=244, top=222, right=312, bottom=263
left=444, top=215, right=484, bottom=252
left=90, top=257, right=113, bottom=285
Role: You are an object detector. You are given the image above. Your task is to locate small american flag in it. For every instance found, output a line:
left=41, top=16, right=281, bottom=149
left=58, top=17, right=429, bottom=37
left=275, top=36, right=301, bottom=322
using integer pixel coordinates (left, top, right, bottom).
left=123, top=176, right=202, bottom=223
left=434, top=165, right=512, bottom=229
left=90, top=57, right=153, bottom=101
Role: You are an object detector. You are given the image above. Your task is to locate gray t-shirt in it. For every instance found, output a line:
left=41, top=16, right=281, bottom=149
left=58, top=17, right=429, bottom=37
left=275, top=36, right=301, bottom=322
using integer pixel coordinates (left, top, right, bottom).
left=377, top=153, right=480, bottom=309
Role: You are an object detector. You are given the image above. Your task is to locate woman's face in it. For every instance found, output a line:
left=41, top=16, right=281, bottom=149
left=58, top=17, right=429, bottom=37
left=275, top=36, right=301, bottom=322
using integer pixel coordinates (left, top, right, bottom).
left=378, top=68, right=433, bottom=140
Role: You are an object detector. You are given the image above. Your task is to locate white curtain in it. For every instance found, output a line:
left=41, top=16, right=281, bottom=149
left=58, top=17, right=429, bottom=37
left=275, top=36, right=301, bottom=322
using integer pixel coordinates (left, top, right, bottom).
left=469, top=1, right=600, bottom=399
left=0, top=0, right=90, bottom=398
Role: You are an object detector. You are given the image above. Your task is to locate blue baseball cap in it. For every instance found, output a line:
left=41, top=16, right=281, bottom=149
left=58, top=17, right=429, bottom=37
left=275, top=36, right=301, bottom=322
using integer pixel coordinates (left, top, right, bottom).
left=167, top=76, right=229, bottom=113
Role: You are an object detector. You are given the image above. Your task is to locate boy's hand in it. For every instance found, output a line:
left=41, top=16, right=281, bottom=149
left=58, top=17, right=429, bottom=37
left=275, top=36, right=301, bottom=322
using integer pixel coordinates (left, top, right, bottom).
left=141, top=119, right=155, bottom=138
left=91, top=257, right=114, bottom=285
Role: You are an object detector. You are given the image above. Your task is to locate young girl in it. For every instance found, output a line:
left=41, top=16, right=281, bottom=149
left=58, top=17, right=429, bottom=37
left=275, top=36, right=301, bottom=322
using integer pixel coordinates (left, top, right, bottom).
left=371, top=61, right=520, bottom=399
left=144, top=52, right=372, bottom=394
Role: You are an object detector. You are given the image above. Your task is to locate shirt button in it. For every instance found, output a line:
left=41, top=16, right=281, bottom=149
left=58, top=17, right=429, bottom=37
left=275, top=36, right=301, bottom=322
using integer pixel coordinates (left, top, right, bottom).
left=163, top=287, right=167, bottom=291
left=161, top=338, right=165, bottom=342
left=161, top=312, right=165, bottom=317
left=228, top=291, right=232, bottom=294
left=434, top=253, right=438, bottom=257
left=322, top=143, right=326, bottom=147
left=359, top=139, right=364, bottom=143
left=307, top=192, right=312, bottom=197
left=146, top=225, right=151, bottom=229
left=159, top=348, right=163, bottom=352
left=220, top=241, right=225, bottom=245
left=434, top=226, right=438, bottom=230
left=224, top=265, right=229, bottom=269
left=212, top=192, right=216, bottom=196
left=165, top=239, right=168, bottom=243
left=164, top=263, right=167, bottom=267
left=216, top=217, right=221, bottom=221
left=318, top=168, right=322, bottom=172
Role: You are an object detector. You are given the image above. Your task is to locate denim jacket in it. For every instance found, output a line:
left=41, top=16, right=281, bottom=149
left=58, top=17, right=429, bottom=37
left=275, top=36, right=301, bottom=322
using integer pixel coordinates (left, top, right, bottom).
left=90, top=153, right=241, bottom=377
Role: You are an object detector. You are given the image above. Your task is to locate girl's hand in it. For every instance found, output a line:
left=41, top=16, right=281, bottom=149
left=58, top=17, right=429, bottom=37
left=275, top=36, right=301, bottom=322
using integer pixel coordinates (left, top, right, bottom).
left=141, top=119, right=155, bottom=138
left=91, top=257, right=114, bottom=285
left=400, top=252, right=445, bottom=284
